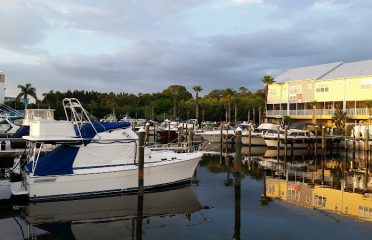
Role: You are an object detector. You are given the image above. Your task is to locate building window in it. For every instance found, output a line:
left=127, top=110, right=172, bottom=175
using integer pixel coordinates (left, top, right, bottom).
left=289, top=85, right=301, bottom=95
left=358, top=206, right=372, bottom=218
left=268, top=185, right=275, bottom=194
left=287, top=189, right=300, bottom=201
left=308, top=84, right=312, bottom=89
left=316, top=83, right=329, bottom=92
left=313, top=195, right=327, bottom=208
left=269, top=89, right=276, bottom=95
left=361, top=79, right=372, bottom=89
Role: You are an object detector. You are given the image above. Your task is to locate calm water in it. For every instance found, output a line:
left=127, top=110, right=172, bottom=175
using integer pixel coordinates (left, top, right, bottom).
left=1, top=145, right=372, bottom=239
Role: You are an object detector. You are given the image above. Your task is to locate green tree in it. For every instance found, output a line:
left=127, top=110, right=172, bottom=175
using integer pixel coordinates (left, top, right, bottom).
left=365, top=100, right=372, bottom=127
left=308, top=101, right=317, bottom=124
left=222, top=88, right=236, bottom=123
left=261, top=75, right=275, bottom=120
left=332, top=104, right=347, bottom=133
left=192, top=85, right=203, bottom=123
left=16, top=83, right=38, bottom=109
left=162, top=85, right=192, bottom=119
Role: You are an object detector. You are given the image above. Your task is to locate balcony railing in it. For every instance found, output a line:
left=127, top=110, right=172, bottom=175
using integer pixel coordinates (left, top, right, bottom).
left=267, top=108, right=370, bottom=118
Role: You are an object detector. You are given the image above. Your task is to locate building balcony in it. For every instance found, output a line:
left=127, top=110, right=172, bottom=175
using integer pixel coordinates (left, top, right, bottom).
left=267, top=108, right=370, bottom=119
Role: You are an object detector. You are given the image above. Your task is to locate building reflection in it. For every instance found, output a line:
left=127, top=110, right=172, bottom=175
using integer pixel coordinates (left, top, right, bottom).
left=252, top=149, right=372, bottom=222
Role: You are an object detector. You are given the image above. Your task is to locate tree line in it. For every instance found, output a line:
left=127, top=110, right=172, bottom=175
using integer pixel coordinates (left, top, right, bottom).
left=9, top=79, right=274, bottom=122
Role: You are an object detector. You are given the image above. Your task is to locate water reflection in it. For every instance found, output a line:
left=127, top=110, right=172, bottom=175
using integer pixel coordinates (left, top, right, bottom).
left=202, top=141, right=372, bottom=222
left=16, top=187, right=202, bottom=239
left=242, top=146, right=372, bottom=222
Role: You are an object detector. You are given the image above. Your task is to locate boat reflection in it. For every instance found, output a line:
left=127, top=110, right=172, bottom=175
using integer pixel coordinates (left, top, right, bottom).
left=17, top=186, right=202, bottom=239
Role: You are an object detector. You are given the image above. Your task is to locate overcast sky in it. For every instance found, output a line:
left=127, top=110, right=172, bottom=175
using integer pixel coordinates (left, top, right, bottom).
left=2, top=0, right=372, bottom=97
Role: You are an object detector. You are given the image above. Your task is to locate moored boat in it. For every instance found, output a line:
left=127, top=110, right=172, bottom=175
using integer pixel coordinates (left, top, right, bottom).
left=10, top=98, right=203, bottom=201
left=263, top=129, right=314, bottom=149
left=241, top=123, right=277, bottom=146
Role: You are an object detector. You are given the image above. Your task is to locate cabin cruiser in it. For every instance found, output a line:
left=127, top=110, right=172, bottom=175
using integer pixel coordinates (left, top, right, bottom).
left=241, top=123, right=277, bottom=146
left=157, top=119, right=179, bottom=143
left=263, top=129, right=314, bottom=149
left=197, top=124, right=235, bottom=143
left=10, top=98, right=203, bottom=201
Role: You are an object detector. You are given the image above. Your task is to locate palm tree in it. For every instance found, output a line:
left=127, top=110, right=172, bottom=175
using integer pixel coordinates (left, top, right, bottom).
left=192, top=85, right=203, bottom=123
left=17, top=83, right=38, bottom=109
left=223, top=88, right=236, bottom=123
left=332, top=104, right=347, bottom=133
left=261, top=75, right=275, bottom=120
left=365, top=100, right=372, bottom=128
left=308, top=101, right=317, bottom=124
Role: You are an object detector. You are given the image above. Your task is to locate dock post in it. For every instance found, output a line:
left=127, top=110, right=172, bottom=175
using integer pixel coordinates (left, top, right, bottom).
left=353, top=128, right=356, bottom=153
left=167, top=121, right=171, bottom=143
left=138, top=128, right=145, bottom=196
left=145, top=122, right=150, bottom=143
left=234, top=127, right=242, bottom=174
left=315, top=126, right=318, bottom=155
left=178, top=127, right=182, bottom=147
left=322, top=126, right=326, bottom=152
left=136, top=128, right=144, bottom=240
left=344, top=125, right=348, bottom=150
left=284, top=125, right=288, bottom=158
left=248, top=125, right=252, bottom=161
left=220, top=123, right=223, bottom=145
left=365, top=128, right=369, bottom=152
left=154, top=122, right=157, bottom=143
left=233, top=128, right=242, bottom=240
left=188, top=127, right=193, bottom=148
left=276, top=124, right=280, bottom=155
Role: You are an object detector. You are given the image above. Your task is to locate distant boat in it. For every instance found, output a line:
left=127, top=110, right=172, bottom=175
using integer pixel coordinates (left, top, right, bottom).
left=198, top=124, right=235, bottom=143
left=241, top=123, right=278, bottom=146
left=11, top=98, right=203, bottom=201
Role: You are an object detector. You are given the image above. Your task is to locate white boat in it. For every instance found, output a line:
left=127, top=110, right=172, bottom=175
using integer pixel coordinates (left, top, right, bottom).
left=263, top=129, right=315, bottom=149
left=198, top=124, right=235, bottom=143
left=241, top=123, right=277, bottom=146
left=11, top=98, right=203, bottom=201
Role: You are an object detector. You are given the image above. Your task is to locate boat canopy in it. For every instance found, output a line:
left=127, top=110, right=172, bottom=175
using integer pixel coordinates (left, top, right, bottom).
left=75, top=122, right=131, bottom=139
left=25, top=145, right=79, bottom=176
left=11, top=125, right=29, bottom=138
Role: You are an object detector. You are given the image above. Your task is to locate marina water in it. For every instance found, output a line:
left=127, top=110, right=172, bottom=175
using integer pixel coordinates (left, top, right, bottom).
left=1, top=145, right=372, bottom=239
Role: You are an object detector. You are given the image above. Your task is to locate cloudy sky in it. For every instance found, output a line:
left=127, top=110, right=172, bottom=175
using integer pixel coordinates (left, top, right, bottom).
left=2, top=0, right=372, bottom=97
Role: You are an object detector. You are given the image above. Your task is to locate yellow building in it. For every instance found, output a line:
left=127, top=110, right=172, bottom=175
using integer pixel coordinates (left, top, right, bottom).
left=267, top=60, right=372, bottom=125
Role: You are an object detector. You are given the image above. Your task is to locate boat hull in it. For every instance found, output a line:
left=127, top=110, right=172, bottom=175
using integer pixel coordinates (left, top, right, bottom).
left=264, top=137, right=309, bottom=149
left=201, top=132, right=234, bottom=143
left=15, top=154, right=202, bottom=201
left=241, top=135, right=266, bottom=146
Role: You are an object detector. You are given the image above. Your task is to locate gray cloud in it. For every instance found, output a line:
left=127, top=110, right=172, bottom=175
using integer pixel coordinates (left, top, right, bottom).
left=0, top=1, right=53, bottom=53
left=3, top=0, right=372, bottom=98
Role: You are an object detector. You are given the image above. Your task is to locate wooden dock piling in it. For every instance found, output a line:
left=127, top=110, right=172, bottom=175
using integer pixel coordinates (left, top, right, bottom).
left=167, top=121, right=171, bottom=143
left=188, top=127, right=193, bottom=147
left=284, top=125, right=288, bottom=157
left=178, top=127, right=182, bottom=147
left=322, top=126, right=325, bottom=152
left=138, top=128, right=145, bottom=196
left=276, top=125, right=280, bottom=157
left=234, top=127, right=242, bottom=174
left=365, top=128, right=369, bottom=152
left=248, top=125, right=252, bottom=161
left=145, top=122, right=150, bottom=143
